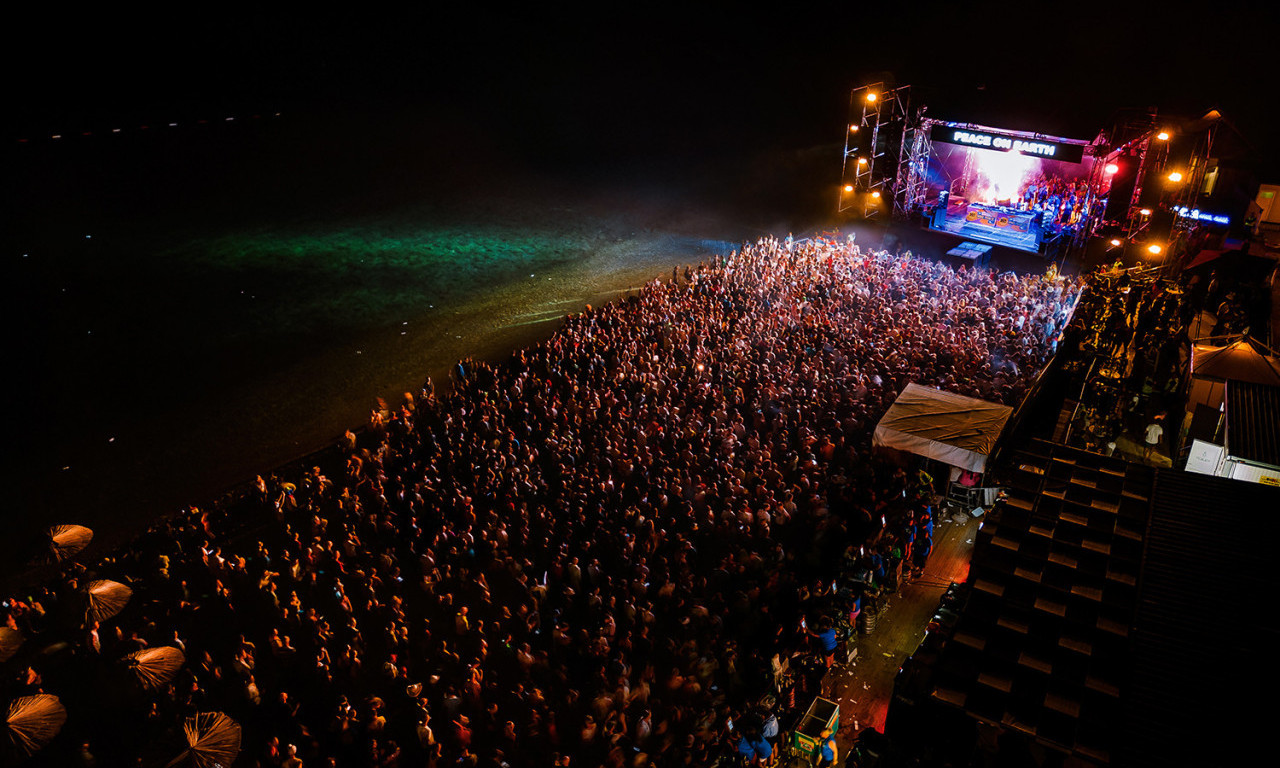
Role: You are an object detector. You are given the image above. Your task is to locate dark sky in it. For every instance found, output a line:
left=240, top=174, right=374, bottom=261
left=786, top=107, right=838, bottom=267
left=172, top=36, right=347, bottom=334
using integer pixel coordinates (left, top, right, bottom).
left=8, top=7, right=1277, bottom=171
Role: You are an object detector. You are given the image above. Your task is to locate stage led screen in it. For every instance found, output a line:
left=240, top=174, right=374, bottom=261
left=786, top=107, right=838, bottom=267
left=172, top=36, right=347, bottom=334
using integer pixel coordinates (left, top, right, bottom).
left=924, top=123, right=1104, bottom=254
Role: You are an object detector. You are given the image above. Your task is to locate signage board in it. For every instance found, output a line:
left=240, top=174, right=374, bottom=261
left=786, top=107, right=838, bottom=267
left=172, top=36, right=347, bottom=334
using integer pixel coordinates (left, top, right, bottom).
left=930, top=125, right=1086, bottom=163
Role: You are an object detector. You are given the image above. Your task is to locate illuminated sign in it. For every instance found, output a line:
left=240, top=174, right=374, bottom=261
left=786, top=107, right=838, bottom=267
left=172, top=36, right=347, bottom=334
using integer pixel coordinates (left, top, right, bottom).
left=930, top=125, right=1086, bottom=163
left=1175, top=207, right=1230, bottom=225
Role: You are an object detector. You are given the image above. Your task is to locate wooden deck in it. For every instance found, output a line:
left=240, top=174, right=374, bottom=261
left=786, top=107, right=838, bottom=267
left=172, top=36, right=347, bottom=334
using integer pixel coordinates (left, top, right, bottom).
left=820, top=509, right=981, bottom=750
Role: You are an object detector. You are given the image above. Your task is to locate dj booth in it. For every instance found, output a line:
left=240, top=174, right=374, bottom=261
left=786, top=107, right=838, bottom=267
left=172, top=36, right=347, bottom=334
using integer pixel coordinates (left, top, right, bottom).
left=932, top=196, right=1043, bottom=252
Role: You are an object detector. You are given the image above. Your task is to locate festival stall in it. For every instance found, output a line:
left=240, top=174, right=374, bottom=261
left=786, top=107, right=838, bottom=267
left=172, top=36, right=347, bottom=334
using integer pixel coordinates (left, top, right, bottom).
left=1188, top=337, right=1280, bottom=410
left=874, top=383, right=1014, bottom=510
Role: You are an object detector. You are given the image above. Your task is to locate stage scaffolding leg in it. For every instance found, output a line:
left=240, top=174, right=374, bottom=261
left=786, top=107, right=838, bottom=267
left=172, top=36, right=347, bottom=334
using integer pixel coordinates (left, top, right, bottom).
left=893, top=112, right=930, bottom=221
left=839, top=83, right=910, bottom=219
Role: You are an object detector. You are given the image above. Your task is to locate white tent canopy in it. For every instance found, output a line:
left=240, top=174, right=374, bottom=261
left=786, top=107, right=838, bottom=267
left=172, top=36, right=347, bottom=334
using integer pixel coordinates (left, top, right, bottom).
left=873, top=383, right=1013, bottom=473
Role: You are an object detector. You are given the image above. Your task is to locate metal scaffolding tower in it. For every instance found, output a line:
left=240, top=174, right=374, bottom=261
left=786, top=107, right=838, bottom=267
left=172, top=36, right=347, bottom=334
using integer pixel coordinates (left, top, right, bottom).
left=893, top=109, right=931, bottom=220
left=839, top=83, right=911, bottom=218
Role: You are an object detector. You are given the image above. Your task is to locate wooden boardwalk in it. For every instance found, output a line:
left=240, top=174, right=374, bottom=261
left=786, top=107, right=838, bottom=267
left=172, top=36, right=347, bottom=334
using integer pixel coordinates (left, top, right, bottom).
left=818, top=509, right=981, bottom=751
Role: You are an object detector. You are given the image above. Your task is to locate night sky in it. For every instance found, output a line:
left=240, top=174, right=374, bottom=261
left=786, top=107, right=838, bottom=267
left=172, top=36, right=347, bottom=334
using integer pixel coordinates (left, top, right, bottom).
left=3, top=6, right=1276, bottom=559
left=9, top=7, right=1277, bottom=172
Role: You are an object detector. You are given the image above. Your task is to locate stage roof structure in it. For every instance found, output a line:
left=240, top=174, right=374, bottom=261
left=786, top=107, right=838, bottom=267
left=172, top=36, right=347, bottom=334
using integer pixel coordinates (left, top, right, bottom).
left=873, top=383, right=1013, bottom=473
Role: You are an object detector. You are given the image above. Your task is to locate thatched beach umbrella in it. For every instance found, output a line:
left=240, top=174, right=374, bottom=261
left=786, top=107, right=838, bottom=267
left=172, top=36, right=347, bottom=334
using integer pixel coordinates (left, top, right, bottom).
left=166, top=712, right=241, bottom=768
left=83, top=580, right=132, bottom=624
left=124, top=646, right=186, bottom=689
left=5, top=694, right=66, bottom=757
left=42, top=524, right=94, bottom=563
left=0, top=629, right=22, bottom=663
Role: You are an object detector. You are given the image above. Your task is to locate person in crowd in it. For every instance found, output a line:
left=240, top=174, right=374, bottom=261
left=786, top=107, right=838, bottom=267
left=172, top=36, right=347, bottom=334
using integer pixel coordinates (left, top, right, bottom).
left=1, top=235, right=1075, bottom=767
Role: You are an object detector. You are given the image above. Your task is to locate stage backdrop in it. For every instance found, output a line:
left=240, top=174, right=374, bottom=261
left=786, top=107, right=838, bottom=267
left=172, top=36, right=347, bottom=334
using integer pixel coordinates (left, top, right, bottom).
left=924, top=122, right=1101, bottom=254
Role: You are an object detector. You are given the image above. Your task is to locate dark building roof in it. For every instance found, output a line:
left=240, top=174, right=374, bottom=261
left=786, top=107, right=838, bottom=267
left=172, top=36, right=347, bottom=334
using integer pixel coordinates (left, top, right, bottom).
left=923, top=439, right=1280, bottom=766
left=1119, top=469, right=1279, bottom=768
left=1225, top=379, right=1280, bottom=468
left=927, top=440, right=1149, bottom=764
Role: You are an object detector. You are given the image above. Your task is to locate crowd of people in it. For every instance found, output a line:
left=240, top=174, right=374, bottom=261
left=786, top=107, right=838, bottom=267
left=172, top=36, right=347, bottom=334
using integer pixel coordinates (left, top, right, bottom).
left=2, top=236, right=1080, bottom=767
left=1064, top=264, right=1195, bottom=462
left=1015, top=172, right=1102, bottom=233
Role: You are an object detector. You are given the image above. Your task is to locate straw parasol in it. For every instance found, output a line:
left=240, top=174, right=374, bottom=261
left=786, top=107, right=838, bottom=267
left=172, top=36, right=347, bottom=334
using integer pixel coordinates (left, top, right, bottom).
left=166, top=712, right=241, bottom=768
left=0, top=629, right=22, bottom=663
left=42, top=524, right=94, bottom=563
left=124, top=646, right=186, bottom=689
left=5, top=694, right=66, bottom=756
left=83, top=580, right=132, bottom=624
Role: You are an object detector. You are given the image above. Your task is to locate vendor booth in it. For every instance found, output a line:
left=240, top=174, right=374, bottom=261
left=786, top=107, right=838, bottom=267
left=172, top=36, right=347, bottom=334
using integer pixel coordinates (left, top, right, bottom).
left=791, top=697, right=840, bottom=757
left=1188, top=337, right=1280, bottom=410
left=874, top=383, right=1014, bottom=510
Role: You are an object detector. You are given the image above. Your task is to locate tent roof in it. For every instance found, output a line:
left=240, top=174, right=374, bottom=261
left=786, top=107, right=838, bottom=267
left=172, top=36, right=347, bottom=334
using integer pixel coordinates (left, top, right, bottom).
left=1190, top=340, right=1280, bottom=386
left=873, top=383, right=1013, bottom=472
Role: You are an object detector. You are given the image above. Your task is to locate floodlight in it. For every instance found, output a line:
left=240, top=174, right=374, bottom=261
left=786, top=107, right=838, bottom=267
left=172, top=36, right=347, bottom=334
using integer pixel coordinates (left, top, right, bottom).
left=1156, top=131, right=1170, bottom=141
left=1167, top=171, right=1183, bottom=182
left=1139, top=208, right=1152, bottom=216
left=844, top=185, right=853, bottom=192
left=1147, top=244, right=1162, bottom=255
left=1105, top=163, right=1119, bottom=175
left=866, top=93, right=877, bottom=103
left=1109, top=239, right=1122, bottom=247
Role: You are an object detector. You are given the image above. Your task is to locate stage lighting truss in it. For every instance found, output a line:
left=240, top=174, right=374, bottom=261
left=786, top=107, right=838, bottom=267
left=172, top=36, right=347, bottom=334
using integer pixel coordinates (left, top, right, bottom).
left=895, top=114, right=932, bottom=220
left=840, top=83, right=914, bottom=217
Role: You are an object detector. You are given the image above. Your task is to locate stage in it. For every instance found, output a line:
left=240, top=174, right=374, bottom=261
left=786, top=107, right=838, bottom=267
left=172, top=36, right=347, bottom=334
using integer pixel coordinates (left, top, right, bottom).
left=932, top=199, right=1041, bottom=252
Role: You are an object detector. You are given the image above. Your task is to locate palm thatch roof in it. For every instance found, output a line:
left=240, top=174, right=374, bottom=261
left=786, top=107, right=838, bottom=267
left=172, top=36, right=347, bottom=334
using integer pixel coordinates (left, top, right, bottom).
left=124, top=646, right=186, bottom=689
left=166, top=712, right=241, bottom=768
left=5, top=694, right=66, bottom=756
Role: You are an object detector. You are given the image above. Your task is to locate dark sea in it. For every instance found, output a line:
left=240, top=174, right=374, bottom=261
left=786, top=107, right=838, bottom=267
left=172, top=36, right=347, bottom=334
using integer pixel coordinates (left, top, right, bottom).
left=2, top=106, right=839, bottom=583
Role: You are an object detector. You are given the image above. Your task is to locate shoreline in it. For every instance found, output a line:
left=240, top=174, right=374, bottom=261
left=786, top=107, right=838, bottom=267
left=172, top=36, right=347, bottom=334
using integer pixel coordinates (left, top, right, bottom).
left=2, top=224, right=741, bottom=588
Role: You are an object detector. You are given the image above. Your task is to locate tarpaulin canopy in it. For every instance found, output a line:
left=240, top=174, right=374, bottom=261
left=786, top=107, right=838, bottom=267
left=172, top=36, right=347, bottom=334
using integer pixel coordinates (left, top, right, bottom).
left=167, top=712, right=241, bottom=768
left=5, top=694, right=66, bottom=756
left=1191, top=340, right=1280, bottom=386
left=873, top=383, right=1013, bottom=473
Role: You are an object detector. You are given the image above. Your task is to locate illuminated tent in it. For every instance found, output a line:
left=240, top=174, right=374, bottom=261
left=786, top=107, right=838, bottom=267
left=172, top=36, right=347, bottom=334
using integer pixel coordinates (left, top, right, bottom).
left=41, top=524, right=94, bottom=563
left=124, top=646, right=186, bottom=689
left=82, top=580, right=132, bottom=624
left=166, top=712, right=241, bottom=768
left=1189, top=338, right=1280, bottom=409
left=873, top=383, right=1013, bottom=473
left=5, top=695, right=66, bottom=757
left=0, top=629, right=22, bottom=663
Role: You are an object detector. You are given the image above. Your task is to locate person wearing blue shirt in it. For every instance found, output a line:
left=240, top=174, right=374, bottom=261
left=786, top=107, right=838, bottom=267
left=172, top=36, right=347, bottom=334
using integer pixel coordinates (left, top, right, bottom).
left=749, top=734, right=773, bottom=763
left=817, top=728, right=838, bottom=767
left=810, top=619, right=839, bottom=668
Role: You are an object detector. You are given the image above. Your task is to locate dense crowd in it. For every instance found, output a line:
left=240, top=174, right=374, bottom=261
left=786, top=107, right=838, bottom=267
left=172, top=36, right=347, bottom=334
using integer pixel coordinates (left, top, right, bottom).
left=1065, top=265, right=1194, bottom=460
left=2, top=236, right=1080, bottom=768
left=1015, top=172, right=1100, bottom=232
